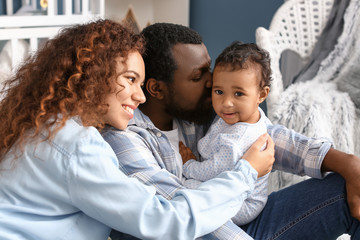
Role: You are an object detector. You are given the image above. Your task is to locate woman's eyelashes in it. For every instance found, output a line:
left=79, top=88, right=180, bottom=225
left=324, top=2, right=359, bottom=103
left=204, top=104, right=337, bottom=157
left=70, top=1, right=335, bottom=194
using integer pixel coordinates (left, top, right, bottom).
left=125, top=74, right=144, bottom=86
left=127, top=76, right=136, bottom=83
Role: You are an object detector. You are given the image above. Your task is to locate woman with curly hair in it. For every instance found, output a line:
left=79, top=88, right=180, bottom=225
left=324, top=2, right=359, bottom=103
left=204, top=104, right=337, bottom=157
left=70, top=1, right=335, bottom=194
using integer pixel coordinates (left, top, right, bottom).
left=0, top=19, right=275, bottom=240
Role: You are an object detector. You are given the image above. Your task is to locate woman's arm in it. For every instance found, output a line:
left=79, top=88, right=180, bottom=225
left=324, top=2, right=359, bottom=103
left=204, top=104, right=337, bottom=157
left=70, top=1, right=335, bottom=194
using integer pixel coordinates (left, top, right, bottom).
left=68, top=129, right=260, bottom=239
left=100, top=128, right=257, bottom=239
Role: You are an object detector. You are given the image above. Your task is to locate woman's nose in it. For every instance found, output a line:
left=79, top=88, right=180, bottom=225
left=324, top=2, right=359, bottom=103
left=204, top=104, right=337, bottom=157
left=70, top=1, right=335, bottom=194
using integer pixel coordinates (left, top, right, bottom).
left=133, top=85, right=146, bottom=104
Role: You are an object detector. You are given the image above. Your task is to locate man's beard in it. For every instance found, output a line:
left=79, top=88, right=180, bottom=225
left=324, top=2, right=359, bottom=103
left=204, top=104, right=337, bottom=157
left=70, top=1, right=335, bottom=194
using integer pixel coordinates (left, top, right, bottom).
left=164, top=87, right=214, bottom=124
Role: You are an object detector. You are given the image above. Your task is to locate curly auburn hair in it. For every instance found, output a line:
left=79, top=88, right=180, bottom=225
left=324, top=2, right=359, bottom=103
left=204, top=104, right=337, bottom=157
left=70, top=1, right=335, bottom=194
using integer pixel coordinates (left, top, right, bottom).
left=0, top=19, right=144, bottom=161
left=214, top=41, right=272, bottom=88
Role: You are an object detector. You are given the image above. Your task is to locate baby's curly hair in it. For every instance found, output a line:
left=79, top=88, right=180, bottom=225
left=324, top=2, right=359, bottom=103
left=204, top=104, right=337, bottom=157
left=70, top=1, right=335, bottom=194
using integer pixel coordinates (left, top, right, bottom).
left=0, top=19, right=144, bottom=161
left=215, top=41, right=272, bottom=88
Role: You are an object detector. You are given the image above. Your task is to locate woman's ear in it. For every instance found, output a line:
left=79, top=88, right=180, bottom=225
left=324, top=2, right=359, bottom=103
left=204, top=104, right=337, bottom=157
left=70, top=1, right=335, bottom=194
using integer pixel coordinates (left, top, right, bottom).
left=146, top=78, right=167, bottom=100
left=258, top=86, right=270, bottom=104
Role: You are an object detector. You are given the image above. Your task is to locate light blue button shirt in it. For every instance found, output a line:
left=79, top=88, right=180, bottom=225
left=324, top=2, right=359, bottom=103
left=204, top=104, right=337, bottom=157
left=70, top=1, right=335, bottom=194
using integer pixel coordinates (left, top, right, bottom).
left=0, top=118, right=258, bottom=240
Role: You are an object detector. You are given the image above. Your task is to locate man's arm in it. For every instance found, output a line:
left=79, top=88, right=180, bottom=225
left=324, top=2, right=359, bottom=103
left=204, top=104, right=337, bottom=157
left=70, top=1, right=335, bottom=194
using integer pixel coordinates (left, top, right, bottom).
left=102, top=128, right=256, bottom=240
left=321, top=148, right=360, bottom=220
left=267, top=124, right=331, bottom=178
left=268, top=123, right=360, bottom=221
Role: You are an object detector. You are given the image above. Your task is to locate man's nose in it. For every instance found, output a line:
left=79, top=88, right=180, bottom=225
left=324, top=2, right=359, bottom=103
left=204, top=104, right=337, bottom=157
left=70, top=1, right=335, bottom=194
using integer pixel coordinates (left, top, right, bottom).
left=205, top=72, right=212, bottom=88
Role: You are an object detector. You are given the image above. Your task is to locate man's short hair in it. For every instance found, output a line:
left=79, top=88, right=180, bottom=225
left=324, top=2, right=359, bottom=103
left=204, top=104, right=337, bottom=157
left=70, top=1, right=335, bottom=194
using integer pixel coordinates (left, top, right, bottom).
left=141, top=23, right=203, bottom=88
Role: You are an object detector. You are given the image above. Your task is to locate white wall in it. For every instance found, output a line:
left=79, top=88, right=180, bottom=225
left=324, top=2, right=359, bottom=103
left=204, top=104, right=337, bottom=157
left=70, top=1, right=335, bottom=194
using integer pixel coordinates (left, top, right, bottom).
left=153, top=0, right=189, bottom=26
left=104, top=0, right=189, bottom=30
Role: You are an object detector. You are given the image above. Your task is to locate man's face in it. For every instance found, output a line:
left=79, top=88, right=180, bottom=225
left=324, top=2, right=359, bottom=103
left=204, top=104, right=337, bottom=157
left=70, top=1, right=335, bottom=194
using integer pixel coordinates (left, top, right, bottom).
left=164, top=43, right=213, bottom=124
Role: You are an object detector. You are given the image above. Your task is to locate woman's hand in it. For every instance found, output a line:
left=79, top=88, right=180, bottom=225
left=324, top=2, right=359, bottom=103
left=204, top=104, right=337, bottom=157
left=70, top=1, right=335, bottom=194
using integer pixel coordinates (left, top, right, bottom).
left=242, top=133, right=275, bottom=178
left=179, top=141, right=197, bottom=164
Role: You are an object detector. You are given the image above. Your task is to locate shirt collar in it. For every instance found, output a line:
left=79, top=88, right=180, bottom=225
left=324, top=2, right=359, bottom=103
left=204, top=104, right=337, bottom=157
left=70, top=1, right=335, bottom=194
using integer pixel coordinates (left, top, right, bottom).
left=128, top=108, right=158, bottom=130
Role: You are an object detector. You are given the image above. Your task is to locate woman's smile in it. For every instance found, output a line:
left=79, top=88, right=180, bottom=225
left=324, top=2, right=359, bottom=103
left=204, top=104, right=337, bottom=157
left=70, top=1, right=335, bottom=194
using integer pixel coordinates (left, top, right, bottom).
left=123, top=105, right=135, bottom=117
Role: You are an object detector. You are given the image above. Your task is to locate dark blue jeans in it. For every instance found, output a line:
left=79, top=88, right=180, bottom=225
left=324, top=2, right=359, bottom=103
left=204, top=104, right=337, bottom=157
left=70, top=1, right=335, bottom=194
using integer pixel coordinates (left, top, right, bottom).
left=110, top=230, right=140, bottom=240
left=111, top=173, right=359, bottom=240
left=242, top=173, right=359, bottom=239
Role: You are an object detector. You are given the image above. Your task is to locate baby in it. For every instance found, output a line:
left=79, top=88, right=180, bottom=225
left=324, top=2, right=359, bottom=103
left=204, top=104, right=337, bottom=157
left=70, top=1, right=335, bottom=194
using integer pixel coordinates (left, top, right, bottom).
left=181, top=41, right=272, bottom=225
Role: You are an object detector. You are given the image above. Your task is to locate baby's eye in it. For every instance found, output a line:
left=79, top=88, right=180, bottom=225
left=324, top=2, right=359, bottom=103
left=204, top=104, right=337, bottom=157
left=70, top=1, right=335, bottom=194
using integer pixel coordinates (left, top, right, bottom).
left=214, top=90, right=223, bottom=95
left=235, top=92, right=244, bottom=97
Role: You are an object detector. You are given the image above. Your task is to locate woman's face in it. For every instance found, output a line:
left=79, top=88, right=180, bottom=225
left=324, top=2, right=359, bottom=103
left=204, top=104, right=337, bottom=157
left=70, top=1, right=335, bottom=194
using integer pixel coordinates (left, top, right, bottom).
left=103, top=51, right=146, bottom=130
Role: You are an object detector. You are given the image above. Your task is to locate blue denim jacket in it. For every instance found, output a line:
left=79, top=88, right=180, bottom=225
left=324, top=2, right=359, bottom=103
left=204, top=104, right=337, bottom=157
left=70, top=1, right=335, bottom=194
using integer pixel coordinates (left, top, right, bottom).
left=0, top=118, right=265, bottom=240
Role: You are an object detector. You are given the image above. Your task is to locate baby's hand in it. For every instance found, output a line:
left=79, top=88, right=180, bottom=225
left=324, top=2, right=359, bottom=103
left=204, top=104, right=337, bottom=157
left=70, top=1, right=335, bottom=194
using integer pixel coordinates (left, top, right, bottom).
left=179, top=141, right=196, bottom=164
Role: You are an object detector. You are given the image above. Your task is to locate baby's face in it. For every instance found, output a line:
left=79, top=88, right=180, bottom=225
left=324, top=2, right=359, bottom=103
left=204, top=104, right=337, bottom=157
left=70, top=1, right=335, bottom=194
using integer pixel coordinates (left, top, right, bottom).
left=212, top=66, right=264, bottom=125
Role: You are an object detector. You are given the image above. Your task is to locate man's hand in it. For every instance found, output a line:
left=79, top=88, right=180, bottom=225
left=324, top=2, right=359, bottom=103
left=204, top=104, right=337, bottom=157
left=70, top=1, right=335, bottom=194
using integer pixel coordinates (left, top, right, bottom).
left=179, top=141, right=196, bottom=164
left=346, top=169, right=360, bottom=220
left=322, top=148, right=360, bottom=220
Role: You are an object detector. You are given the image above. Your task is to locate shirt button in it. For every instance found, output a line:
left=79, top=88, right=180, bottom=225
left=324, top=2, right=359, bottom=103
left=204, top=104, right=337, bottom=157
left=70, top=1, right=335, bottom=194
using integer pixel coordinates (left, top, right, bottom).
left=156, top=132, right=162, bottom=137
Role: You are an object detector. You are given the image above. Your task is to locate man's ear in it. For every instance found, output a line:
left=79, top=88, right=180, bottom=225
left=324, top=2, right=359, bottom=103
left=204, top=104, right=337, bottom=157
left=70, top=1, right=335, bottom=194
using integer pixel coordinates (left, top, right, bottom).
left=146, top=78, right=167, bottom=100
left=258, top=86, right=270, bottom=104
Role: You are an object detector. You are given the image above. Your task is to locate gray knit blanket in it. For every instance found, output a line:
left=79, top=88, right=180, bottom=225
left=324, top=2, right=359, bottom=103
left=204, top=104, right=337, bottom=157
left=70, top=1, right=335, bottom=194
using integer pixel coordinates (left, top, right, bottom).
left=269, top=0, right=360, bottom=157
